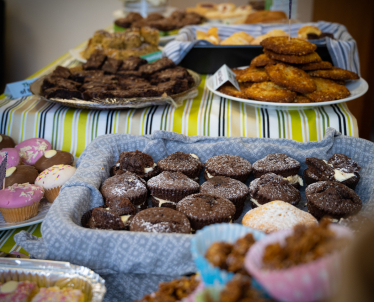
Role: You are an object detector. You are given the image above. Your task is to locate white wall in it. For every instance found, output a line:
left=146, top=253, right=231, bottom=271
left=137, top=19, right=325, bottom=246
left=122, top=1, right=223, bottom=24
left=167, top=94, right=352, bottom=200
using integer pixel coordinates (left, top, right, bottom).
left=4, top=0, right=313, bottom=83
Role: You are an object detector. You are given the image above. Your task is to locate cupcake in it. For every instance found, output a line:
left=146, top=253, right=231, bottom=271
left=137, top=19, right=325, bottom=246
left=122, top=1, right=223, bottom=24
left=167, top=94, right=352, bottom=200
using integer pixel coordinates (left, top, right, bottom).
left=176, top=193, right=236, bottom=231
left=0, top=281, right=39, bottom=301
left=204, top=155, right=252, bottom=182
left=0, top=148, right=21, bottom=168
left=252, top=153, right=303, bottom=188
left=147, top=171, right=200, bottom=209
left=130, top=207, right=191, bottom=234
left=15, top=138, right=51, bottom=165
left=5, top=165, right=39, bottom=187
left=249, top=173, right=301, bottom=208
left=0, top=134, right=15, bottom=150
left=31, top=287, right=84, bottom=302
left=100, top=171, right=148, bottom=207
left=304, top=154, right=360, bottom=190
left=35, top=164, right=76, bottom=202
left=157, top=151, right=203, bottom=181
left=305, top=181, right=362, bottom=220
left=112, top=150, right=160, bottom=180
left=0, top=183, right=44, bottom=223
left=242, top=200, right=318, bottom=233
left=200, top=176, right=249, bottom=220
left=34, top=149, right=74, bottom=173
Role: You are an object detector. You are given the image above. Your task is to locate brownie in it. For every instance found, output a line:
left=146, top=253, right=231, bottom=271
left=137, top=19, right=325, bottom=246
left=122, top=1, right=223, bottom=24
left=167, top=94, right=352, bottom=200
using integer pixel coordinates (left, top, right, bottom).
left=150, top=67, right=194, bottom=85
left=83, top=74, right=118, bottom=84
left=112, top=150, right=159, bottom=180
left=249, top=173, right=301, bottom=208
left=157, top=79, right=189, bottom=95
left=106, top=198, right=136, bottom=216
left=82, top=53, right=107, bottom=70
left=90, top=207, right=127, bottom=230
left=100, top=172, right=148, bottom=206
left=43, top=87, right=82, bottom=100
left=252, top=153, right=302, bottom=189
left=82, top=87, right=109, bottom=100
left=96, top=89, right=141, bottom=99
left=305, top=181, right=362, bottom=220
left=139, top=57, right=176, bottom=76
left=118, top=78, right=150, bottom=90
left=51, top=66, right=71, bottom=79
left=42, top=76, right=80, bottom=91
left=147, top=171, right=200, bottom=209
left=204, top=155, right=252, bottom=183
left=116, top=70, right=143, bottom=78
left=304, top=155, right=360, bottom=190
left=70, top=70, right=105, bottom=83
left=146, top=19, right=178, bottom=32
left=101, top=57, right=123, bottom=74
left=145, top=13, right=165, bottom=22
left=169, top=10, right=186, bottom=20
left=130, top=207, right=191, bottom=234
left=157, top=152, right=203, bottom=180
left=200, top=176, right=249, bottom=220
left=119, top=56, right=148, bottom=71
left=176, top=193, right=236, bottom=231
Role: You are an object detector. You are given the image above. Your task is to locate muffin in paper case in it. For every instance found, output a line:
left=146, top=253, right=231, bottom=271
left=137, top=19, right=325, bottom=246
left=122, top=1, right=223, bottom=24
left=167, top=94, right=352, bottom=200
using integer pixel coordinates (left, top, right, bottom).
left=190, top=223, right=266, bottom=286
left=245, top=224, right=353, bottom=302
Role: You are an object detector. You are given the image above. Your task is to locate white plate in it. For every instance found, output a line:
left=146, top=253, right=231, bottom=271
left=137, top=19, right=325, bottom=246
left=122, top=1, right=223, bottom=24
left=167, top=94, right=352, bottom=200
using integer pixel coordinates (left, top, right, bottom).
left=69, top=47, right=87, bottom=63
left=206, top=76, right=369, bottom=109
left=0, top=199, right=51, bottom=231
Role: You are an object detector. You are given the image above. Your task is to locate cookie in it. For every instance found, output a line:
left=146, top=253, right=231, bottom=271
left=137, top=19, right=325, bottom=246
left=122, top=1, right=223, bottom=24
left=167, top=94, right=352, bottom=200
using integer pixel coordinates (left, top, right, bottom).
left=305, top=181, right=362, bottom=220
left=204, top=155, right=252, bottom=182
left=34, top=150, right=74, bottom=173
left=249, top=173, right=301, bottom=208
left=147, top=171, right=199, bottom=209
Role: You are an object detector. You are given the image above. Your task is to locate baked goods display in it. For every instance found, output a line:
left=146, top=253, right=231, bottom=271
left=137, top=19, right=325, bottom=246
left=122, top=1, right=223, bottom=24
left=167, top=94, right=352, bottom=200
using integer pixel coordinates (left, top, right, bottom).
left=41, top=54, right=196, bottom=101
left=218, top=36, right=359, bottom=103
left=115, top=11, right=206, bottom=33
left=81, top=28, right=159, bottom=61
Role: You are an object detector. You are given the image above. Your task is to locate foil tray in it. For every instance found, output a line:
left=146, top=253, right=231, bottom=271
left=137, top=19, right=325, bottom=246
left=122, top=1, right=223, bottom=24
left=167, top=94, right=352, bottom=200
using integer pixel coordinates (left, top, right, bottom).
left=0, top=258, right=106, bottom=302
left=30, top=70, right=202, bottom=110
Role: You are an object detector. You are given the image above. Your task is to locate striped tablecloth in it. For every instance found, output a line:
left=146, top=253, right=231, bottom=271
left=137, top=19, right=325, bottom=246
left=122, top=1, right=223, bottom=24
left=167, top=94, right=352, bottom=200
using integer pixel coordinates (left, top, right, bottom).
left=0, top=46, right=359, bottom=255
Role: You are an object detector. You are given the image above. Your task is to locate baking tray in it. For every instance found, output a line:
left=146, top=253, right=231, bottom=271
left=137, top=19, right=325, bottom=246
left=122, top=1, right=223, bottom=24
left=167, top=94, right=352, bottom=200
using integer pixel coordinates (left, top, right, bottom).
left=179, top=45, right=333, bottom=74
left=30, top=69, right=201, bottom=110
left=0, top=258, right=106, bottom=302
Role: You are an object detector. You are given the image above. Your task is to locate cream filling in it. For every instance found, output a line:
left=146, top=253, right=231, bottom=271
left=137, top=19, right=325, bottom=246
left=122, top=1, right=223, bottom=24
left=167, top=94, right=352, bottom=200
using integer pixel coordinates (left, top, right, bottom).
left=120, top=215, right=131, bottom=223
left=153, top=196, right=176, bottom=207
left=144, top=163, right=157, bottom=173
left=190, top=153, right=199, bottom=160
left=250, top=198, right=262, bottom=207
left=206, top=171, right=214, bottom=178
left=284, top=174, right=304, bottom=186
left=323, top=160, right=355, bottom=182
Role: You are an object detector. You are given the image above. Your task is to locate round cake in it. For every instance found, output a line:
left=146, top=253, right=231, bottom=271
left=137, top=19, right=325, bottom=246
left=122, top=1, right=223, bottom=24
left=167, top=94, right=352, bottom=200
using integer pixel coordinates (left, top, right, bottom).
left=130, top=207, right=191, bottom=234
left=15, top=138, right=51, bottom=165
left=5, top=165, right=39, bottom=188
left=249, top=173, right=301, bottom=208
left=305, top=181, right=362, bottom=220
left=0, top=148, right=21, bottom=169
left=252, top=153, right=302, bottom=188
left=200, top=176, right=249, bottom=220
left=34, top=150, right=74, bottom=173
left=204, top=155, right=252, bottom=182
left=147, top=171, right=199, bottom=209
left=176, top=193, right=236, bottom=231
left=157, top=151, right=203, bottom=180
left=0, top=134, right=15, bottom=150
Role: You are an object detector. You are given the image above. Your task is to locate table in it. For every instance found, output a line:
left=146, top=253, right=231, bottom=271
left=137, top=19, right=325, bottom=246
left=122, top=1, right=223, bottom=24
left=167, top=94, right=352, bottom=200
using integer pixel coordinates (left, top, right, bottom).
left=0, top=45, right=359, bottom=255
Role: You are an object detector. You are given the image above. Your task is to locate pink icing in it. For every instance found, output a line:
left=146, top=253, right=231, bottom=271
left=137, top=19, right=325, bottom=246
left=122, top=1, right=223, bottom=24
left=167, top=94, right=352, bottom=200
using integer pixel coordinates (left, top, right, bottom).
left=31, top=287, right=84, bottom=302
left=15, top=138, right=51, bottom=165
left=0, top=281, right=38, bottom=302
left=35, top=164, right=76, bottom=189
left=0, top=183, right=44, bottom=208
left=0, top=148, right=21, bottom=169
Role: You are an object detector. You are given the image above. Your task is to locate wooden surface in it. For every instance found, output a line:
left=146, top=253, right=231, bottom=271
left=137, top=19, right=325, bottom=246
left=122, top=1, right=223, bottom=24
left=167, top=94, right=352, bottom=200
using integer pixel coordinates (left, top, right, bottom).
left=313, top=0, right=374, bottom=140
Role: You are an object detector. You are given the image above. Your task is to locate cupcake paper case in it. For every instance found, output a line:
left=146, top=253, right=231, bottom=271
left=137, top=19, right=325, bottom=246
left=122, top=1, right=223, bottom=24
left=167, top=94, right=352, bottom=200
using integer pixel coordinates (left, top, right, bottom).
left=35, top=164, right=76, bottom=202
left=191, top=223, right=266, bottom=286
left=245, top=224, right=353, bottom=302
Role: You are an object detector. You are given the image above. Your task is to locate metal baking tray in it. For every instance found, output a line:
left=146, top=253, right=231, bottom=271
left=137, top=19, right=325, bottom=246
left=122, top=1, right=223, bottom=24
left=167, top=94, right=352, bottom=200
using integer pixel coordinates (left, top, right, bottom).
left=0, top=258, right=106, bottom=302
left=30, top=69, right=201, bottom=110
left=179, top=45, right=332, bottom=74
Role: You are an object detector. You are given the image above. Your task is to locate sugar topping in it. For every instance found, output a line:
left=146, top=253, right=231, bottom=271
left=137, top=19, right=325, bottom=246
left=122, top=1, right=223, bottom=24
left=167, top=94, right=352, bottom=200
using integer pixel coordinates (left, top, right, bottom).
left=205, top=154, right=252, bottom=175
left=35, top=164, right=76, bottom=189
left=147, top=171, right=199, bottom=190
left=200, top=176, right=249, bottom=199
left=253, top=153, right=300, bottom=172
left=157, top=151, right=203, bottom=177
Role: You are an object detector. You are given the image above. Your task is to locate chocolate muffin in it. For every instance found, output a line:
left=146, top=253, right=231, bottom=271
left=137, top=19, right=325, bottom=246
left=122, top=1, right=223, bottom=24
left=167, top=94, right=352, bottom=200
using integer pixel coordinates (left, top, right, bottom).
left=5, top=165, right=39, bottom=187
left=112, top=150, right=160, bottom=180
left=89, top=207, right=128, bottom=230
left=100, top=172, right=148, bottom=206
left=305, top=181, right=362, bottom=220
left=304, top=154, right=360, bottom=190
left=34, top=150, right=74, bottom=173
left=200, top=176, right=249, bottom=220
left=0, top=134, right=15, bottom=150
left=176, top=193, right=236, bottom=231
left=157, top=151, right=203, bottom=181
left=249, top=173, right=301, bottom=208
left=204, top=155, right=252, bottom=183
left=130, top=207, right=191, bottom=234
left=147, top=171, right=199, bottom=209
left=252, top=153, right=303, bottom=189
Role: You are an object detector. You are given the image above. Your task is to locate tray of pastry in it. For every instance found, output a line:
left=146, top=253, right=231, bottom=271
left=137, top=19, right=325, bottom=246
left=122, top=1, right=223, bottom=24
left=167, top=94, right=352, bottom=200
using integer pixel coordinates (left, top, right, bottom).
left=30, top=54, right=201, bottom=109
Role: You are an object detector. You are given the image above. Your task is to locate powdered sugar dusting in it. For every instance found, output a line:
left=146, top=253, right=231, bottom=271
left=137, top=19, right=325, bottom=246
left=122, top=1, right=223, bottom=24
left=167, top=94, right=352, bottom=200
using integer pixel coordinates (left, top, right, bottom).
left=253, top=153, right=300, bottom=172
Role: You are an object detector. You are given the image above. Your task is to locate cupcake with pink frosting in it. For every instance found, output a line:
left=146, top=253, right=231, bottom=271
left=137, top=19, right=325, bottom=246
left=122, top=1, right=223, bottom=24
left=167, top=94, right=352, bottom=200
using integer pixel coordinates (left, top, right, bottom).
left=35, top=165, right=76, bottom=202
left=15, top=138, right=51, bottom=165
left=0, top=183, right=44, bottom=223
left=0, top=148, right=21, bottom=168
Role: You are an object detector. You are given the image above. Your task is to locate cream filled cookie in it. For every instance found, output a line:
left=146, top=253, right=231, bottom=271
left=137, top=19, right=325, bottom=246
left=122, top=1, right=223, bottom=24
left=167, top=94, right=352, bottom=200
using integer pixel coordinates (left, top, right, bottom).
left=15, top=138, right=51, bottom=165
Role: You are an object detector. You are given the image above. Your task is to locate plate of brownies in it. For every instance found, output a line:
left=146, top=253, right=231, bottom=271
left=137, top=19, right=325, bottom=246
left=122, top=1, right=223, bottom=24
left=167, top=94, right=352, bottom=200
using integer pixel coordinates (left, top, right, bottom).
left=30, top=54, right=201, bottom=109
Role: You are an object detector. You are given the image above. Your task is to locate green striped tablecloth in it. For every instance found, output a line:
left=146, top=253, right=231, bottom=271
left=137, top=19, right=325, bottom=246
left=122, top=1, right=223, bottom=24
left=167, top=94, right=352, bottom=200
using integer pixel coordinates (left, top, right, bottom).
left=0, top=45, right=359, bottom=256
